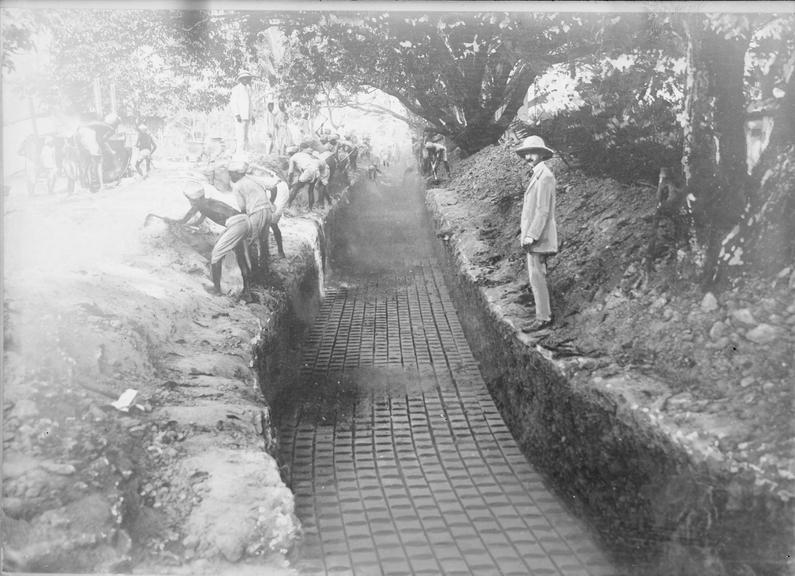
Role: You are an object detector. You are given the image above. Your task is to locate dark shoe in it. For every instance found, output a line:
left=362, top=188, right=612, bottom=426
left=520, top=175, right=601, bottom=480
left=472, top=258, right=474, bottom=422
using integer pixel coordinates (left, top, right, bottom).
left=522, top=318, right=552, bottom=333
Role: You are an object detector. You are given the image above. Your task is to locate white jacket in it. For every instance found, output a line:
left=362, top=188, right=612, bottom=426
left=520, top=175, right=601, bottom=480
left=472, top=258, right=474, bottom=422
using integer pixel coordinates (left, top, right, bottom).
left=230, top=82, right=253, bottom=120
left=520, top=161, right=558, bottom=254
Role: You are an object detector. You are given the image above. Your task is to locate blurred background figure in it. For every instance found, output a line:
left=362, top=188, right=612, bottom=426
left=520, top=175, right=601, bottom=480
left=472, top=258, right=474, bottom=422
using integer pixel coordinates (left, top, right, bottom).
left=17, top=132, right=40, bottom=196
left=135, top=124, right=158, bottom=179
left=230, top=69, right=255, bottom=153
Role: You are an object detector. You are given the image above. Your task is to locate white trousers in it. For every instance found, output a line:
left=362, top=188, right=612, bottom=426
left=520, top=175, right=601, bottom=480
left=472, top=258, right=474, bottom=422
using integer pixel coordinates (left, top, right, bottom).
left=235, top=120, right=250, bottom=153
left=527, top=253, right=551, bottom=321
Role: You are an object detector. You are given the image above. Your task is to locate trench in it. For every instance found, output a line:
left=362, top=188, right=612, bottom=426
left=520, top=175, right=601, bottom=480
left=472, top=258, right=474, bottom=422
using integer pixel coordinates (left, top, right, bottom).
left=251, top=166, right=791, bottom=576
left=260, top=170, right=621, bottom=576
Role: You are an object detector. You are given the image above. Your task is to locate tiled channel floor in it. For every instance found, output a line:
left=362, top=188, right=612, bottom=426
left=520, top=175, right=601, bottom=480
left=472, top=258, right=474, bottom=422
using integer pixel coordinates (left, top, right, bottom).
left=275, top=176, right=620, bottom=575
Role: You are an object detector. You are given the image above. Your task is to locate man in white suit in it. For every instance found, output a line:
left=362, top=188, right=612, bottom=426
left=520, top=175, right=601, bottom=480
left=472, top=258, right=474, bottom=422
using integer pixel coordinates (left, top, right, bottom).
left=516, top=136, right=558, bottom=332
left=230, top=70, right=256, bottom=153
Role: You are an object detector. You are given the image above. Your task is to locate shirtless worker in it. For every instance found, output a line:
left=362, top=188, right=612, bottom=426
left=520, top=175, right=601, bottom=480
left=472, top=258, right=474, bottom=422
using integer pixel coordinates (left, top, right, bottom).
left=145, top=181, right=253, bottom=299
left=286, top=144, right=321, bottom=210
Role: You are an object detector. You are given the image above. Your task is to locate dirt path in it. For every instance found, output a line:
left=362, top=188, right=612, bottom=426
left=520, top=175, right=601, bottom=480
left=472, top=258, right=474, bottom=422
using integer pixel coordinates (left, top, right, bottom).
left=3, top=165, right=308, bottom=573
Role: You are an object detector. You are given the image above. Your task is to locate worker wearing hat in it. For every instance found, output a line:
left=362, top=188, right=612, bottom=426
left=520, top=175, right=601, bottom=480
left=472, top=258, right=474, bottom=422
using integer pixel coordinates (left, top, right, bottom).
left=286, top=146, right=322, bottom=210
left=74, top=113, right=121, bottom=192
left=516, top=135, right=558, bottom=332
left=144, top=179, right=252, bottom=299
left=231, top=69, right=256, bottom=153
left=227, top=159, right=274, bottom=279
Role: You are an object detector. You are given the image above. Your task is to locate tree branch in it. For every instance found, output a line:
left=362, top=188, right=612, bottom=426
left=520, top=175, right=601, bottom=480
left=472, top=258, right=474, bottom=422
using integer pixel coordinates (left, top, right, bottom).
left=328, top=102, right=412, bottom=125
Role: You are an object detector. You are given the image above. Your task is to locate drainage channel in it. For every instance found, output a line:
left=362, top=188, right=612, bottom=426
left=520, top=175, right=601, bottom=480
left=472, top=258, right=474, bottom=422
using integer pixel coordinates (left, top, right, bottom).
left=273, top=172, right=620, bottom=575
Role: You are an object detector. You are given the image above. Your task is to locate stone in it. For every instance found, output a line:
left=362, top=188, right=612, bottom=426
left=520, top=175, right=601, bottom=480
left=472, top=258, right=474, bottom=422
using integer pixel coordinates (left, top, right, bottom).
left=745, top=323, right=782, bottom=345
left=650, top=296, right=668, bottom=311
left=709, top=321, right=728, bottom=341
left=40, top=462, right=76, bottom=475
left=701, top=292, right=718, bottom=312
left=740, top=376, right=755, bottom=388
left=730, top=308, right=756, bottom=326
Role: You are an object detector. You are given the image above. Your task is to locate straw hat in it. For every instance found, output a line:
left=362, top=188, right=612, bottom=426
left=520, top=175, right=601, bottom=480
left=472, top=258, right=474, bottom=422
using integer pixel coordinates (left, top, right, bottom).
left=236, top=70, right=254, bottom=82
left=515, top=135, right=554, bottom=159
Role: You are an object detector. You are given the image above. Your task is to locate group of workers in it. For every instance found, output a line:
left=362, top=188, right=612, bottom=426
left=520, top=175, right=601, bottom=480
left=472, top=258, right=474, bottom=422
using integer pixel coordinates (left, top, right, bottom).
left=230, top=69, right=334, bottom=158
left=147, top=119, right=364, bottom=302
left=17, top=114, right=158, bottom=195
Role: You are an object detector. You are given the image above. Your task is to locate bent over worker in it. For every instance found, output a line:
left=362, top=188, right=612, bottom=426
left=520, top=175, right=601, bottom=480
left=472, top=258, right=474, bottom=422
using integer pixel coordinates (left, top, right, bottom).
left=286, top=145, right=321, bottom=210
left=228, top=159, right=274, bottom=279
left=516, top=136, right=558, bottom=332
left=248, top=165, right=289, bottom=258
left=160, top=182, right=252, bottom=300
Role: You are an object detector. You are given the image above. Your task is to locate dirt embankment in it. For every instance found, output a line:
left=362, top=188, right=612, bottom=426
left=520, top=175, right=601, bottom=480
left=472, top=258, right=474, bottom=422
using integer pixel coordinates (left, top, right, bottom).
left=2, top=163, right=330, bottom=574
left=426, top=141, right=794, bottom=574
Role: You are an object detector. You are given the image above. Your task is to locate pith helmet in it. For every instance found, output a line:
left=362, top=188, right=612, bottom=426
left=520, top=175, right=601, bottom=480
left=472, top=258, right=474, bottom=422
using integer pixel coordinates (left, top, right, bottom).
left=236, top=70, right=254, bottom=82
left=515, top=135, right=554, bottom=159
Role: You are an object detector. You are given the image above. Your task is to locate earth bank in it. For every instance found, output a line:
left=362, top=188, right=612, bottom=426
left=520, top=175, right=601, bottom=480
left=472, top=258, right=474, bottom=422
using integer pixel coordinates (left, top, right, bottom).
left=2, top=162, right=351, bottom=574
left=425, top=141, right=794, bottom=575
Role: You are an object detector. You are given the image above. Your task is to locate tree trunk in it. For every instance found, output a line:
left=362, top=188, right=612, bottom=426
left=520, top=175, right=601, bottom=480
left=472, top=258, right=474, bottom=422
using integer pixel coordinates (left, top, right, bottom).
left=712, top=53, right=795, bottom=281
left=681, top=15, right=750, bottom=287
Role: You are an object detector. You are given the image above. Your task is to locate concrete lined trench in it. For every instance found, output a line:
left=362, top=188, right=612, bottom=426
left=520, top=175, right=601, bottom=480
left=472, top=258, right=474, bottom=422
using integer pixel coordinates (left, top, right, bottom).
left=255, top=172, right=620, bottom=575
left=3, top=159, right=785, bottom=574
left=252, top=166, right=792, bottom=576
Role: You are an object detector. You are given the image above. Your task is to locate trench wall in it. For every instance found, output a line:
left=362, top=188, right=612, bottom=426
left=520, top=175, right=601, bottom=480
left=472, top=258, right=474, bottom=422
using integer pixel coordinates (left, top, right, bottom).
left=252, top=178, right=357, bottom=408
left=425, top=191, right=793, bottom=576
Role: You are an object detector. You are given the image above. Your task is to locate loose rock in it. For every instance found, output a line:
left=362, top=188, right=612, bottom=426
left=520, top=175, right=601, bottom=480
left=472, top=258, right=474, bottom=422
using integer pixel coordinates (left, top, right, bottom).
left=709, top=321, right=728, bottom=341
left=731, top=308, right=757, bottom=326
left=701, top=292, right=718, bottom=312
left=745, top=324, right=782, bottom=345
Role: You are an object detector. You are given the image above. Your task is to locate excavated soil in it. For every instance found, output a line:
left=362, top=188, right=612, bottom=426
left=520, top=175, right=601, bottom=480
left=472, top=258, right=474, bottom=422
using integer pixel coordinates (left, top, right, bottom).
left=424, top=141, right=794, bottom=575
left=1, top=162, right=335, bottom=574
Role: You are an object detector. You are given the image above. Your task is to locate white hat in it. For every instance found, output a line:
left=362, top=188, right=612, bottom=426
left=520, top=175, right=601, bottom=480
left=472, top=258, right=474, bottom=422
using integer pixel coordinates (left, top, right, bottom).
left=183, top=182, right=205, bottom=200
left=515, top=135, right=554, bottom=158
left=228, top=159, right=249, bottom=173
left=104, top=113, right=119, bottom=125
left=236, top=70, right=254, bottom=82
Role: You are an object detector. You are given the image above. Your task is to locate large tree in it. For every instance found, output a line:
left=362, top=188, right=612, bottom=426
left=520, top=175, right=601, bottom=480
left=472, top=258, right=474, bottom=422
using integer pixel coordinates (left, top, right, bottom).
left=680, top=12, right=794, bottom=286
left=279, top=12, right=627, bottom=155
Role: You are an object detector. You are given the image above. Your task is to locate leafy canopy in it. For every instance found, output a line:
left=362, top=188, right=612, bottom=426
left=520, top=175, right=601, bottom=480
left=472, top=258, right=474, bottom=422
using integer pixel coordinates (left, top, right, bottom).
left=279, top=11, right=627, bottom=152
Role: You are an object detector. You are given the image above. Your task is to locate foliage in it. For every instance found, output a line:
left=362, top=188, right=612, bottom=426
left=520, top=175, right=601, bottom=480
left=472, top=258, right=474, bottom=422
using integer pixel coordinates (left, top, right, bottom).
left=0, top=9, right=42, bottom=72
left=279, top=11, right=627, bottom=155
left=3, top=8, right=282, bottom=119
left=528, top=50, right=685, bottom=184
